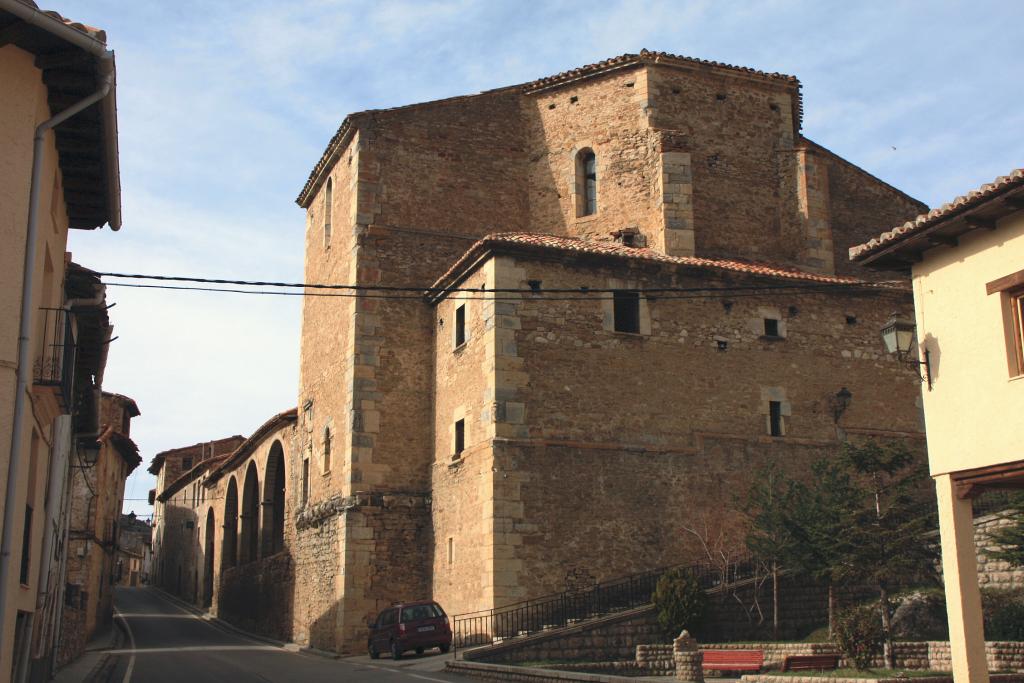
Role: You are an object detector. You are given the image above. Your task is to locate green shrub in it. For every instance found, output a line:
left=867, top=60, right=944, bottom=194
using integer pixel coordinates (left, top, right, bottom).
left=651, top=568, right=708, bottom=640
left=832, top=605, right=884, bottom=670
left=982, top=587, right=1024, bottom=640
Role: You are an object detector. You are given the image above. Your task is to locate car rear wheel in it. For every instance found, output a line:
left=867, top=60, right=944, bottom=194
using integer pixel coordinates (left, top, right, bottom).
left=369, top=643, right=380, bottom=659
left=415, top=647, right=424, bottom=655
left=440, top=644, right=450, bottom=654
left=391, top=642, right=402, bottom=660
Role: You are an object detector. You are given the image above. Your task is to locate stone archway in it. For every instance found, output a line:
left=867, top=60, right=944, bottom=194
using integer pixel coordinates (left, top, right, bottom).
left=240, top=461, right=260, bottom=563
left=222, top=476, right=238, bottom=569
left=261, top=441, right=286, bottom=557
left=203, top=509, right=216, bottom=607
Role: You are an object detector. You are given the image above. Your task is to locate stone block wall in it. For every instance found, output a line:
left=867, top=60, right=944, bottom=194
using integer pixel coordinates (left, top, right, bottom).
left=974, top=513, right=1024, bottom=589
left=218, top=552, right=294, bottom=641
left=467, top=607, right=663, bottom=664
left=292, top=503, right=341, bottom=650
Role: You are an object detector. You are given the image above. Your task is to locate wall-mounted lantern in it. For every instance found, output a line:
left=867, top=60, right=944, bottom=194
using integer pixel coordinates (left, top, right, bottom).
left=881, top=312, right=932, bottom=390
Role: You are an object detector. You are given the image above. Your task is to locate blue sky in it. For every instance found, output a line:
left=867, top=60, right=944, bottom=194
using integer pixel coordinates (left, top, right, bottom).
left=59, top=0, right=1022, bottom=520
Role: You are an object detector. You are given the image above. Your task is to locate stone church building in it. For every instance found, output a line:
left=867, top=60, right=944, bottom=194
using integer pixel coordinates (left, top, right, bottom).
left=152, top=51, right=929, bottom=653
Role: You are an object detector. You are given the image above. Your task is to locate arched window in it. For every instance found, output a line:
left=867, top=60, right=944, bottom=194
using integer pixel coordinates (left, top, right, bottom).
left=323, top=427, right=331, bottom=473
left=324, top=177, right=333, bottom=247
left=576, top=149, right=597, bottom=217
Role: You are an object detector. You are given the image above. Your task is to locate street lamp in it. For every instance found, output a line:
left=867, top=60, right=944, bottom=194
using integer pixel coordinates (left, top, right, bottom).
left=881, top=312, right=932, bottom=390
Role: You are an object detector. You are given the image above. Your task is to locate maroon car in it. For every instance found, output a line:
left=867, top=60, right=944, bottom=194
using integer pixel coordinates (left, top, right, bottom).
left=368, top=601, right=452, bottom=659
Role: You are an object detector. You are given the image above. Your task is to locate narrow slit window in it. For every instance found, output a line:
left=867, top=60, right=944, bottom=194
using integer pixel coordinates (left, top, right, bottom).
left=324, top=177, right=333, bottom=247
left=764, top=318, right=780, bottom=337
left=769, top=401, right=783, bottom=437
left=577, top=149, right=597, bottom=216
left=455, top=304, right=466, bottom=347
left=301, top=458, right=310, bottom=504
left=447, top=537, right=454, bottom=566
left=323, top=427, right=332, bottom=473
left=454, top=419, right=465, bottom=458
left=613, top=291, right=640, bottom=333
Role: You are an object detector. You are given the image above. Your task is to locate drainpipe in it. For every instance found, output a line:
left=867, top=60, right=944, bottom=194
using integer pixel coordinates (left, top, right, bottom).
left=0, top=56, right=115, bottom=675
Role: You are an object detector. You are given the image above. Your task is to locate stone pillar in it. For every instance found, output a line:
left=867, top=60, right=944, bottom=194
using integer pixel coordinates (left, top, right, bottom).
left=673, top=630, right=704, bottom=683
left=935, top=474, right=989, bottom=683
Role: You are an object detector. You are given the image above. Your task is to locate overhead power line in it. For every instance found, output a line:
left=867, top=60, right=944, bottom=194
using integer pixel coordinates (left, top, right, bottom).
left=98, top=271, right=894, bottom=301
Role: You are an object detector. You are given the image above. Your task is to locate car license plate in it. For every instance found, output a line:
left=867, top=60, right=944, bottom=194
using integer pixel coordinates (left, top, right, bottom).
left=418, top=626, right=434, bottom=632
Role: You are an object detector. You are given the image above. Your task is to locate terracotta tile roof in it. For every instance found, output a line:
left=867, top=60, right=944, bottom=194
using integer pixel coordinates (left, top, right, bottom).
left=296, top=50, right=802, bottom=208
left=850, top=168, right=1024, bottom=262
left=11, top=0, right=107, bottom=43
left=147, top=434, right=246, bottom=475
left=157, top=453, right=231, bottom=503
left=430, top=232, right=875, bottom=298
left=204, top=407, right=298, bottom=485
left=522, top=49, right=798, bottom=93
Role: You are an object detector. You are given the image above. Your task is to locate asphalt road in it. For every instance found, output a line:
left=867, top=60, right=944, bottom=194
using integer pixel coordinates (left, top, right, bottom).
left=106, top=587, right=473, bottom=683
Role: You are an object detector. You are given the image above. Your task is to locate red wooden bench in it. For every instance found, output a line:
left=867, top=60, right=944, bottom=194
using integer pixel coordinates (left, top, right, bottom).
left=782, top=654, right=841, bottom=672
left=701, top=649, right=764, bottom=673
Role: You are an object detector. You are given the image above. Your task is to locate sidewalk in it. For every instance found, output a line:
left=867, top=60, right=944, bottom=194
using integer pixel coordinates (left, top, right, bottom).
left=52, top=619, right=124, bottom=683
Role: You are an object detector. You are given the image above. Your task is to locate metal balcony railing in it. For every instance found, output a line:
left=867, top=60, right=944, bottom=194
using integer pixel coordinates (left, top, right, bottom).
left=33, top=307, right=75, bottom=409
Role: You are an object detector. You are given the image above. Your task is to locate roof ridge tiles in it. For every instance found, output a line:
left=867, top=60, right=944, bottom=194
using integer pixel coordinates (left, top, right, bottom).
left=296, top=49, right=803, bottom=207
left=430, top=232, right=874, bottom=298
left=850, top=168, right=1024, bottom=261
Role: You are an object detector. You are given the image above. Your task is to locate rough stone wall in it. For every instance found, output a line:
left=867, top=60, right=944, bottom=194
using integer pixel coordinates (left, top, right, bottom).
left=433, top=265, right=497, bottom=614
left=974, top=512, right=1024, bottom=589
left=647, top=64, right=803, bottom=266
left=293, top=55, right=934, bottom=655
left=292, top=507, right=341, bottom=650
left=817, top=142, right=928, bottom=280
left=218, top=552, right=294, bottom=641
left=433, top=254, right=924, bottom=613
left=525, top=67, right=663, bottom=246
left=467, top=608, right=662, bottom=664
left=299, top=130, right=357, bottom=500
left=335, top=494, right=432, bottom=652
left=363, top=90, right=529, bottom=236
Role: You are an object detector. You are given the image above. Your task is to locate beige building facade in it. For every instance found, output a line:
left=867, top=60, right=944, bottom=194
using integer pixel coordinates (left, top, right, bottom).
left=58, top=392, right=140, bottom=667
left=0, top=2, right=122, bottom=680
left=154, top=51, right=932, bottom=654
left=852, top=169, right=1024, bottom=683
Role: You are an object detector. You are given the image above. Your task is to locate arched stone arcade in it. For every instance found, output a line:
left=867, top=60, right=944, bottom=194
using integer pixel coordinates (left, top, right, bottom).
left=261, top=440, right=286, bottom=557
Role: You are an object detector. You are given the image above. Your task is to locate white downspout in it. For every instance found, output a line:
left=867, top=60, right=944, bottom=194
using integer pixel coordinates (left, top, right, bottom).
left=0, top=58, right=114, bottom=679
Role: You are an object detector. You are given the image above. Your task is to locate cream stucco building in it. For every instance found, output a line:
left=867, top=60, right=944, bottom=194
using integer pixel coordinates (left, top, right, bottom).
left=852, top=168, right=1024, bottom=683
left=0, top=1, right=122, bottom=680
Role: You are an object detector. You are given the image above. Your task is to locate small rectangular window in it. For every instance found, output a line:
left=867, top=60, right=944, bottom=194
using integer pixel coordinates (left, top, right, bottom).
left=613, top=291, right=640, bottom=333
left=302, top=459, right=310, bottom=504
left=454, top=419, right=465, bottom=458
left=181, top=457, right=192, bottom=471
left=764, top=319, right=780, bottom=337
left=455, top=304, right=466, bottom=347
left=769, top=401, right=783, bottom=437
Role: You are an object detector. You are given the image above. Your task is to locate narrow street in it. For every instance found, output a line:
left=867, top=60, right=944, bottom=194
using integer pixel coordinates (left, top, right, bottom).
left=104, top=587, right=471, bottom=683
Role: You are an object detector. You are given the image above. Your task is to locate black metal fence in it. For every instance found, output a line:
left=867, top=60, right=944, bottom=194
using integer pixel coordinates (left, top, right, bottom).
left=451, top=557, right=764, bottom=655
left=33, top=307, right=75, bottom=409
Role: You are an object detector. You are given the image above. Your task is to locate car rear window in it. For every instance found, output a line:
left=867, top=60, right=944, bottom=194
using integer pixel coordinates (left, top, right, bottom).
left=400, top=604, right=443, bottom=622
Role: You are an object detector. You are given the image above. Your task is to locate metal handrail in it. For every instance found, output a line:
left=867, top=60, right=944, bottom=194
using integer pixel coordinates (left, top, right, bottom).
left=452, top=555, right=763, bottom=656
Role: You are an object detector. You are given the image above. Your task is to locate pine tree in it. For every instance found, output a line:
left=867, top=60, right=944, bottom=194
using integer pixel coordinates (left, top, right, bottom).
left=832, top=440, right=939, bottom=669
left=985, top=493, right=1024, bottom=568
left=743, top=462, right=798, bottom=639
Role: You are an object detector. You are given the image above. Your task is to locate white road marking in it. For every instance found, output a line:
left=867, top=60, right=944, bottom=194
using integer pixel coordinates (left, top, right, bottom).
left=408, top=674, right=451, bottom=683
left=106, top=645, right=281, bottom=655
left=114, top=608, right=136, bottom=683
